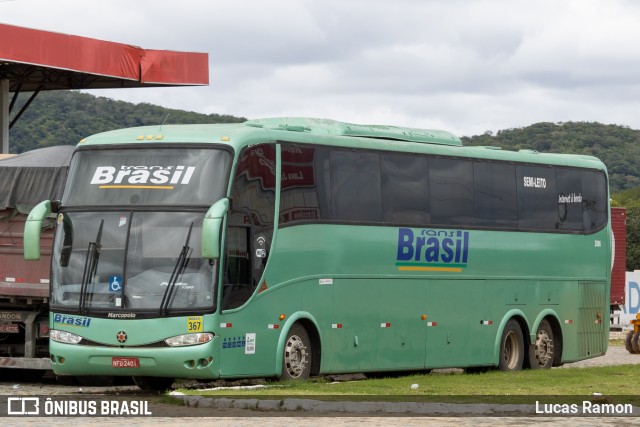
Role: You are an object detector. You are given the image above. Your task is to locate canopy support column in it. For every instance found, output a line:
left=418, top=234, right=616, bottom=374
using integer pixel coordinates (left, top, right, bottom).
left=1, top=79, right=8, bottom=154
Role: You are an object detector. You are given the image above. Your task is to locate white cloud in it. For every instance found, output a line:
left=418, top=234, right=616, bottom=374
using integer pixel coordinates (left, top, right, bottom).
left=4, top=0, right=640, bottom=136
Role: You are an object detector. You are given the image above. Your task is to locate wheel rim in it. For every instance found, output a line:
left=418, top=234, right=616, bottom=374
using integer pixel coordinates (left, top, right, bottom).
left=533, top=329, right=554, bottom=368
left=503, top=330, right=520, bottom=370
left=284, top=334, right=308, bottom=378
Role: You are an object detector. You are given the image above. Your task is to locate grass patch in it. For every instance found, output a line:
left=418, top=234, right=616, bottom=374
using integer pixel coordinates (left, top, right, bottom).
left=175, top=365, right=640, bottom=405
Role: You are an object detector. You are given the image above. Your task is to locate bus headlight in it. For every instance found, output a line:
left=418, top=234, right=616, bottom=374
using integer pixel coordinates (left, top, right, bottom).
left=50, top=329, right=83, bottom=345
left=165, top=333, right=213, bottom=347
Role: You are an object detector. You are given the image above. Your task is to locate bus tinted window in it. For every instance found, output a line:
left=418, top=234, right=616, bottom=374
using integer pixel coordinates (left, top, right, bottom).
left=517, top=165, right=558, bottom=230
left=223, top=144, right=277, bottom=310
left=330, top=150, right=382, bottom=222
left=280, top=145, right=327, bottom=224
left=582, top=170, right=608, bottom=231
left=381, top=154, right=430, bottom=224
left=474, top=161, right=518, bottom=227
left=429, top=157, right=475, bottom=226
left=556, top=168, right=584, bottom=231
left=278, top=143, right=607, bottom=235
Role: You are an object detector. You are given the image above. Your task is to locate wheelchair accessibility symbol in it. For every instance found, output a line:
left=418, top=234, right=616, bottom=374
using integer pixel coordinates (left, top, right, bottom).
left=109, top=275, right=123, bottom=292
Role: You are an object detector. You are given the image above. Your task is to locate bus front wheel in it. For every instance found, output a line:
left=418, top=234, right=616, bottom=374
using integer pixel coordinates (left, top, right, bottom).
left=528, top=319, right=554, bottom=369
left=132, top=376, right=174, bottom=391
left=280, top=324, right=312, bottom=381
left=499, top=319, right=524, bottom=372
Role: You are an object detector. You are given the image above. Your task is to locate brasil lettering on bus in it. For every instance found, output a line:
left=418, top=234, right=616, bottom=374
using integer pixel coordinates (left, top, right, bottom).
left=396, top=228, right=469, bottom=272
left=90, top=165, right=196, bottom=186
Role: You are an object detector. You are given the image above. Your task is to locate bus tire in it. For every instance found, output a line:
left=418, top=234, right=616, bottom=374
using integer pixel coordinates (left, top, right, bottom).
left=528, top=319, right=554, bottom=369
left=625, top=331, right=637, bottom=354
left=632, top=332, right=640, bottom=354
left=280, top=323, right=312, bottom=381
left=499, top=319, right=524, bottom=372
left=132, top=376, right=174, bottom=391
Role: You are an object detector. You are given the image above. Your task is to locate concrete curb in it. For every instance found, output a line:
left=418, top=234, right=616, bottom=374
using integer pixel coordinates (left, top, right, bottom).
left=168, top=393, right=535, bottom=415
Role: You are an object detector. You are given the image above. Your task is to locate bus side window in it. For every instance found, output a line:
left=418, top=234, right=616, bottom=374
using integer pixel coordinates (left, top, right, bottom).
left=222, top=144, right=276, bottom=310
left=222, top=225, right=252, bottom=309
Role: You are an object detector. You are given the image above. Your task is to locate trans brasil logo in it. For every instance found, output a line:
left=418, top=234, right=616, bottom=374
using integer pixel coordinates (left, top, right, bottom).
left=396, top=228, right=470, bottom=272
left=53, top=313, right=91, bottom=327
left=90, top=165, right=196, bottom=189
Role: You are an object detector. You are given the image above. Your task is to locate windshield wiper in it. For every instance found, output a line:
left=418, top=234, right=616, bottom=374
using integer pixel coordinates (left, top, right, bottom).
left=79, top=219, right=104, bottom=314
left=160, top=222, right=193, bottom=316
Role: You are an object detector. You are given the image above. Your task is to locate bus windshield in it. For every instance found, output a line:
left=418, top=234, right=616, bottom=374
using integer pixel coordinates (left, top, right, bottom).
left=50, top=147, right=231, bottom=314
left=51, top=211, right=216, bottom=314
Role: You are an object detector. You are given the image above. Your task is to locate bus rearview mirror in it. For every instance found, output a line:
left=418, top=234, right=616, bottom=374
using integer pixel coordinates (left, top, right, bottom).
left=201, top=198, right=229, bottom=259
left=24, top=200, right=52, bottom=260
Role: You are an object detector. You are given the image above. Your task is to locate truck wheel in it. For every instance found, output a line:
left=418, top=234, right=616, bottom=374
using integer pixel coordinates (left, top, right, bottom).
left=132, top=376, right=174, bottom=391
left=528, top=319, right=554, bottom=369
left=499, top=319, right=524, bottom=371
left=632, top=332, right=640, bottom=354
left=280, top=323, right=312, bottom=380
left=625, top=331, right=637, bottom=354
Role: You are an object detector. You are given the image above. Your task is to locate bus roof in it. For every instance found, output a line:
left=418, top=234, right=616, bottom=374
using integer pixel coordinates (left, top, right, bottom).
left=244, top=117, right=462, bottom=146
left=77, top=118, right=606, bottom=171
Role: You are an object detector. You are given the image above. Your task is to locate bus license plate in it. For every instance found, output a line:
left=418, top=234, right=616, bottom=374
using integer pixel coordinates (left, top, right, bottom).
left=111, top=357, right=139, bottom=368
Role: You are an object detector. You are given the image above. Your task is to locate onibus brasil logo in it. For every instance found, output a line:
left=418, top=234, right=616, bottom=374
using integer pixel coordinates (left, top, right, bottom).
left=396, top=227, right=470, bottom=273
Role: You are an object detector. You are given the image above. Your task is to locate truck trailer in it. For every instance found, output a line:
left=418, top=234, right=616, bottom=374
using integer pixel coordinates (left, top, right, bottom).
left=0, top=146, right=73, bottom=373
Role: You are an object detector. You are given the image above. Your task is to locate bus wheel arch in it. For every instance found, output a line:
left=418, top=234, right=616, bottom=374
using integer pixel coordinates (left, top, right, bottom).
left=276, top=314, right=322, bottom=380
left=548, top=316, right=564, bottom=366
left=297, top=318, right=321, bottom=376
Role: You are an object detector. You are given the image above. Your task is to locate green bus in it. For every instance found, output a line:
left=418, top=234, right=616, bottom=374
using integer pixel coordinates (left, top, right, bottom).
left=24, top=117, right=611, bottom=390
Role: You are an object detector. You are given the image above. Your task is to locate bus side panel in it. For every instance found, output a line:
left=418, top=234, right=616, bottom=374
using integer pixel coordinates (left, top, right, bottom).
left=326, top=279, right=379, bottom=372
left=322, top=278, right=430, bottom=373
left=217, top=284, right=304, bottom=378
left=217, top=276, right=335, bottom=378
left=555, top=280, right=608, bottom=362
left=376, top=280, right=427, bottom=371
left=425, top=280, right=490, bottom=368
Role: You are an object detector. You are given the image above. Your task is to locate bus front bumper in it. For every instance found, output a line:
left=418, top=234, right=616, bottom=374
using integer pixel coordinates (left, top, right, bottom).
left=49, top=339, right=220, bottom=379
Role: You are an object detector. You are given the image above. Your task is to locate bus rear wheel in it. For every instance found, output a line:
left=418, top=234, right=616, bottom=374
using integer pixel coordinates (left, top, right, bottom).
left=280, top=324, right=312, bottom=381
left=499, top=319, right=524, bottom=372
left=132, top=376, right=174, bottom=391
left=528, top=319, right=554, bottom=369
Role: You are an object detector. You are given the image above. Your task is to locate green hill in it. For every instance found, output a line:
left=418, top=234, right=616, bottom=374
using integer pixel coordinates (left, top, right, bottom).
left=9, top=92, right=640, bottom=195
left=8, top=91, right=245, bottom=154
left=462, top=121, right=640, bottom=193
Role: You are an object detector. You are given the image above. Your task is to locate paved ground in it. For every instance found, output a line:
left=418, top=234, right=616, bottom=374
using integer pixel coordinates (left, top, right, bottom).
left=557, top=344, right=640, bottom=369
left=2, top=336, right=640, bottom=425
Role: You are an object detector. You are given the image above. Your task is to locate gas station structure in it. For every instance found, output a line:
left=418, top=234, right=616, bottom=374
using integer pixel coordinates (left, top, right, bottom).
left=0, top=23, right=209, bottom=153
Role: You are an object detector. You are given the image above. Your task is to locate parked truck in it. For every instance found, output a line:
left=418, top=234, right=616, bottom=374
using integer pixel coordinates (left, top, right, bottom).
left=611, top=206, right=627, bottom=326
left=0, top=146, right=73, bottom=375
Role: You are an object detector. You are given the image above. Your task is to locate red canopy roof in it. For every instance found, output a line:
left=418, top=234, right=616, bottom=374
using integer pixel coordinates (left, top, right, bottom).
left=0, top=23, right=209, bottom=91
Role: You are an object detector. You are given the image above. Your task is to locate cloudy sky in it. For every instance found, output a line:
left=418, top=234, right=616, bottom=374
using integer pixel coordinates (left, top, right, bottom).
left=3, top=0, right=640, bottom=136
